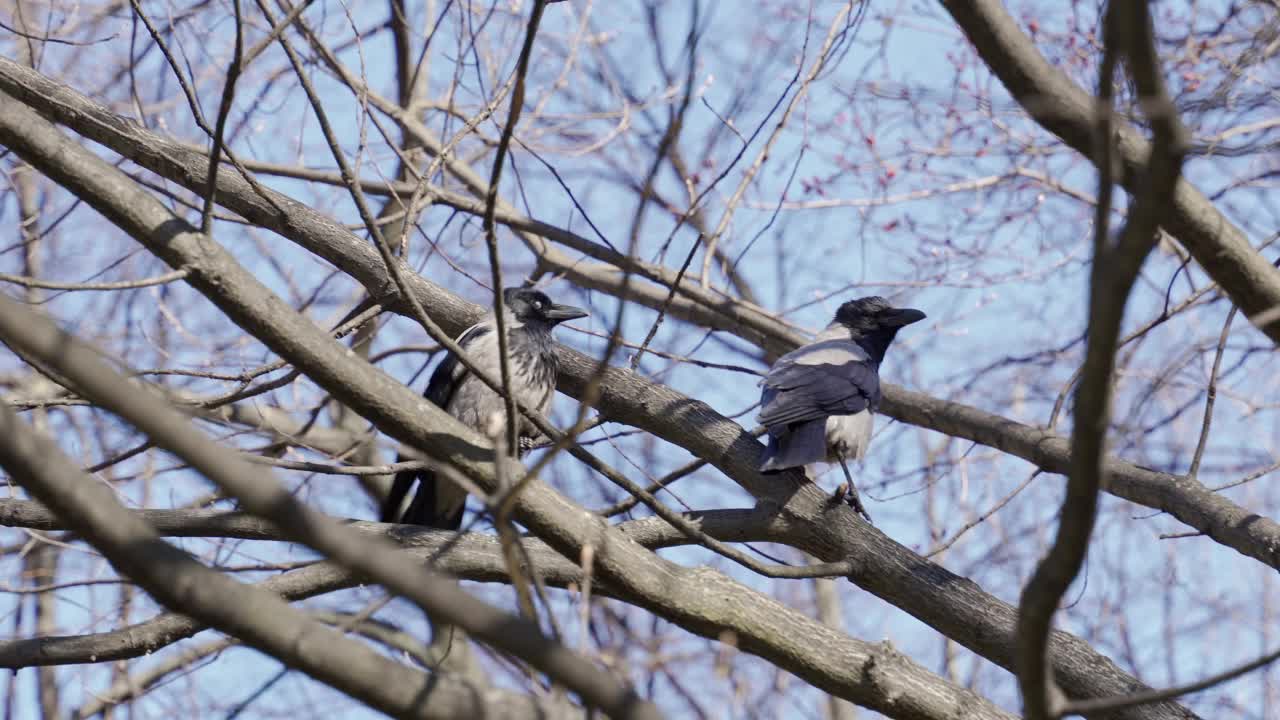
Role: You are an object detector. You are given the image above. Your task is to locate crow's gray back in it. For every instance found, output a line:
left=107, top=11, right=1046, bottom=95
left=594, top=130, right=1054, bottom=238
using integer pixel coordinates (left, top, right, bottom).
left=758, top=339, right=881, bottom=429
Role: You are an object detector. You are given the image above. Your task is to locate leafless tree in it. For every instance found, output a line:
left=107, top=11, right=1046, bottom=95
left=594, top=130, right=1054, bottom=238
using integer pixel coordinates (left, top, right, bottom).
left=0, top=1, right=1278, bottom=718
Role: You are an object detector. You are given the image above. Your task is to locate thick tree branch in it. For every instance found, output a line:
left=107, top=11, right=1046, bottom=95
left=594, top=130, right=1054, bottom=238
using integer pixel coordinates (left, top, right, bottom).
left=0, top=403, right=560, bottom=720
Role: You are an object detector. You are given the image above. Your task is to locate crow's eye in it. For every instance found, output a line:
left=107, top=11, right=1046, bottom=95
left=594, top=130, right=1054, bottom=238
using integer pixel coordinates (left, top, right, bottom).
left=532, top=300, right=543, bottom=310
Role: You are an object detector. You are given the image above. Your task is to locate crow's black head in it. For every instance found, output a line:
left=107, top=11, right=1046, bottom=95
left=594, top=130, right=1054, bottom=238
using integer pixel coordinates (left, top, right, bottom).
left=833, top=296, right=925, bottom=362
left=502, top=287, right=589, bottom=327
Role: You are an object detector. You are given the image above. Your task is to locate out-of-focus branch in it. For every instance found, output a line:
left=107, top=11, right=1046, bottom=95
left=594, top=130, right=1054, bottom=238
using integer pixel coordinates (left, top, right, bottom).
left=13, top=148, right=61, bottom=720
left=23, top=544, right=60, bottom=720
left=812, top=558, right=857, bottom=720
left=1015, top=4, right=1190, bottom=719
left=940, top=0, right=1280, bottom=343
left=0, top=403, right=559, bottom=720
left=0, top=505, right=781, bottom=668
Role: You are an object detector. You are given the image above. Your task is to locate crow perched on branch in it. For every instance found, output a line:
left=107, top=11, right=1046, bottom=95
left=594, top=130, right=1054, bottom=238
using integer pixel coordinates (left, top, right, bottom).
left=757, top=296, right=925, bottom=521
left=381, top=287, right=588, bottom=528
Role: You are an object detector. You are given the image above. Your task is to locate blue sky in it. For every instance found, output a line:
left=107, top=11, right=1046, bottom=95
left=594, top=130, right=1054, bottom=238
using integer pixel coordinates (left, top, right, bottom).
left=3, top=0, right=1279, bottom=717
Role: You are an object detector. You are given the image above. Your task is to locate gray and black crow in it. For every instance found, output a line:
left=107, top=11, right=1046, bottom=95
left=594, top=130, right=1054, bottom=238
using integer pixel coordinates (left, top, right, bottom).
left=381, top=287, right=588, bottom=528
left=757, top=296, right=925, bottom=521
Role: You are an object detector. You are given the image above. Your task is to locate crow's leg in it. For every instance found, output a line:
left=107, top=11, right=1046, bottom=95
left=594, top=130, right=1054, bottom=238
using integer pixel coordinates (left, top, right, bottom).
left=518, top=433, right=554, bottom=457
left=834, top=454, right=873, bottom=523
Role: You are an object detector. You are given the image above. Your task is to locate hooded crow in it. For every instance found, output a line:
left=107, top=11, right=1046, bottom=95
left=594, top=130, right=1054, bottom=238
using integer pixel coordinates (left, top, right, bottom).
left=381, top=287, right=588, bottom=528
left=757, top=296, right=925, bottom=521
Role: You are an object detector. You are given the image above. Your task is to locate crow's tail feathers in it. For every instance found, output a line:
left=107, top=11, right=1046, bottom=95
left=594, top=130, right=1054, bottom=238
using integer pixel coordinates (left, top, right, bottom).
left=759, top=419, right=826, bottom=472
left=403, top=468, right=465, bottom=529
left=381, top=461, right=465, bottom=530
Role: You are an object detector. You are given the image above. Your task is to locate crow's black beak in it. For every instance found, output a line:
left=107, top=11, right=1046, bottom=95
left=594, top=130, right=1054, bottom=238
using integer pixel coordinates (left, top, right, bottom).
left=544, top=303, right=589, bottom=323
left=884, top=307, right=926, bottom=327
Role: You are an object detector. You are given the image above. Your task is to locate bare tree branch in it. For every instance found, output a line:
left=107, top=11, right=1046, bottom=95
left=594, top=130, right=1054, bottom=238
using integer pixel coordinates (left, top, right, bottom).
left=479, top=0, right=550, bottom=453
left=1059, top=646, right=1280, bottom=718
left=70, top=637, right=239, bottom=720
left=0, top=402, right=565, bottom=720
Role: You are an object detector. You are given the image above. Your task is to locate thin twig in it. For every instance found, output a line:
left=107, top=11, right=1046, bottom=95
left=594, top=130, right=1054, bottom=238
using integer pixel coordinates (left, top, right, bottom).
left=626, top=1, right=702, bottom=371
left=1058, top=645, right=1280, bottom=717
left=489, top=431, right=538, bottom=620
left=0, top=19, right=115, bottom=46
left=577, top=544, right=595, bottom=654
left=1188, top=306, right=1237, bottom=478
left=598, top=457, right=711, bottom=518
left=199, top=0, right=243, bottom=234
left=1210, top=458, right=1280, bottom=492
left=0, top=269, right=189, bottom=291
left=926, top=470, right=1040, bottom=558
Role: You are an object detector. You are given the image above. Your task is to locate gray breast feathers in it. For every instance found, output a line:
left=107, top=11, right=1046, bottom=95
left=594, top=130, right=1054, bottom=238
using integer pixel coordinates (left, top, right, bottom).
left=445, top=324, right=557, bottom=436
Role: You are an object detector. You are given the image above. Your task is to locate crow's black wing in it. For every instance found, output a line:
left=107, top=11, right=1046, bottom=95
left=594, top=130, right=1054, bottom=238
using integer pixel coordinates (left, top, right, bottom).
left=381, top=323, right=491, bottom=526
left=758, top=339, right=880, bottom=430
